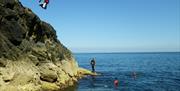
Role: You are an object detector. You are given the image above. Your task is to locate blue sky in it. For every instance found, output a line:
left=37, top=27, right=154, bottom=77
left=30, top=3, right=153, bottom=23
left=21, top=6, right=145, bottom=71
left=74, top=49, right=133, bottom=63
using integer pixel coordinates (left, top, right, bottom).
left=20, top=0, right=180, bottom=53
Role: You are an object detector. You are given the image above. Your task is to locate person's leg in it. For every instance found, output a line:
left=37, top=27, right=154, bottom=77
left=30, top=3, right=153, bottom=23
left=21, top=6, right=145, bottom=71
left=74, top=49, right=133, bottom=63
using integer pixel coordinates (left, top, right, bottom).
left=39, top=3, right=43, bottom=7
left=91, top=65, right=94, bottom=72
left=42, top=3, right=47, bottom=9
left=92, top=65, right=95, bottom=72
left=44, top=3, right=48, bottom=9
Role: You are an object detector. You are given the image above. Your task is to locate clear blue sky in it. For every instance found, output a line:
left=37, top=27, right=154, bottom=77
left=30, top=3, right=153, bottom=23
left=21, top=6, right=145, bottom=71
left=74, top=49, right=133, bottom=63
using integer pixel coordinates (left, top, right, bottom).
left=20, top=0, right=180, bottom=53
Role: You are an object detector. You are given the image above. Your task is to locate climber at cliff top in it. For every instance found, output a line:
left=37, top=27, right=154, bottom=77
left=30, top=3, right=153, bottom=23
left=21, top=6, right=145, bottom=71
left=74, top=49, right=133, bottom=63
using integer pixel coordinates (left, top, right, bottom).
left=39, top=0, right=49, bottom=9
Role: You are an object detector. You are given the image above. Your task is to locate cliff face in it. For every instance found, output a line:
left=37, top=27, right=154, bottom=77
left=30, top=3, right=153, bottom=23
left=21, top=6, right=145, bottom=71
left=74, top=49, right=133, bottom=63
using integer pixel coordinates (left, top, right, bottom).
left=0, top=0, right=79, bottom=90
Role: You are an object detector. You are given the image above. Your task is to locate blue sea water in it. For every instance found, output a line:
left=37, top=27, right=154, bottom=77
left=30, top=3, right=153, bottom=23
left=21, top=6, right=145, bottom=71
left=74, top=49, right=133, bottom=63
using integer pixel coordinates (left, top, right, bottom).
left=67, top=52, right=180, bottom=91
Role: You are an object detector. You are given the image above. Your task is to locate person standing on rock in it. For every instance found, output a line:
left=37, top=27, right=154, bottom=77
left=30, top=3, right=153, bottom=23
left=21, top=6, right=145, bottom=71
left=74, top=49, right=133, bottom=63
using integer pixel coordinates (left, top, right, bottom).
left=39, top=0, right=49, bottom=9
left=90, top=58, right=96, bottom=72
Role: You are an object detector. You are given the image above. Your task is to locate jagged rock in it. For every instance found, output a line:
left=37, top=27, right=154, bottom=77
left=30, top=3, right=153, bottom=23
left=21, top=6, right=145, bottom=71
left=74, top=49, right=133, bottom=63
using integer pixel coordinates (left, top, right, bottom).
left=61, top=60, right=79, bottom=77
left=0, top=58, right=7, bottom=67
left=41, top=82, right=60, bottom=91
left=0, top=0, right=96, bottom=90
left=9, top=73, right=33, bottom=85
left=28, top=54, right=39, bottom=65
left=0, top=0, right=81, bottom=90
left=19, top=39, right=33, bottom=52
left=78, top=68, right=100, bottom=76
left=40, top=69, right=57, bottom=83
left=0, top=0, right=59, bottom=59
left=2, top=71, right=15, bottom=83
left=57, top=69, right=70, bottom=84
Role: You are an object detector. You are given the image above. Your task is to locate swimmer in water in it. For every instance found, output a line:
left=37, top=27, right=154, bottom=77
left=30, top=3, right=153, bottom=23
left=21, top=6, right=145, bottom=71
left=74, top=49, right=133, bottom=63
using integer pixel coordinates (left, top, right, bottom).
left=114, top=77, right=119, bottom=88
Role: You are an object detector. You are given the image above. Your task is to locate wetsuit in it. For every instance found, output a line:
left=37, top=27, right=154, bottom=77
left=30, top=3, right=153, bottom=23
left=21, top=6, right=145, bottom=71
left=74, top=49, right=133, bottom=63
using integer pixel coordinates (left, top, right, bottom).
left=91, top=59, right=96, bottom=72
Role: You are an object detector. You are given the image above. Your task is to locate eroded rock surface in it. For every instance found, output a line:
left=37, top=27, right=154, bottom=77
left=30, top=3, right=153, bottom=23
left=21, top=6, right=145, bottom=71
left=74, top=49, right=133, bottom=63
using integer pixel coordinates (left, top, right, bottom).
left=0, top=0, right=79, bottom=90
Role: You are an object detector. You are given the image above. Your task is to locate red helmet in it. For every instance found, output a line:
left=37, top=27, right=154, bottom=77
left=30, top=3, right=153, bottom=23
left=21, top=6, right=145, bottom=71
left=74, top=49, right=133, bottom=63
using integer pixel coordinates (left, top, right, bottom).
left=45, top=0, right=49, bottom=4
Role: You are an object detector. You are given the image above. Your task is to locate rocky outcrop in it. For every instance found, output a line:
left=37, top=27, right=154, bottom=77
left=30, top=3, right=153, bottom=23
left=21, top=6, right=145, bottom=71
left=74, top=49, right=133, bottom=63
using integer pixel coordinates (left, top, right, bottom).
left=0, top=0, right=81, bottom=90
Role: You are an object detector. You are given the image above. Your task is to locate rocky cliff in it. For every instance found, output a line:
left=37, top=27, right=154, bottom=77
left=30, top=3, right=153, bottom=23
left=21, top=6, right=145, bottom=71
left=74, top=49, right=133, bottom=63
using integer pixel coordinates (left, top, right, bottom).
left=0, top=0, right=80, bottom=90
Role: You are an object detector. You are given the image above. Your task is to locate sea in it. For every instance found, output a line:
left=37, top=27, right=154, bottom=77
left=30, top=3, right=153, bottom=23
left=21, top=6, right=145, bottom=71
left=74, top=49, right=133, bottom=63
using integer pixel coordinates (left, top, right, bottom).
left=64, top=52, right=180, bottom=91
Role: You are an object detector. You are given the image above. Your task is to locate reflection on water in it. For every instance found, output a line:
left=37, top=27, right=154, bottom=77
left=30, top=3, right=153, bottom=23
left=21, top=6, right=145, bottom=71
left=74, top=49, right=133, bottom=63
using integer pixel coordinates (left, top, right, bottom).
left=90, top=76, right=96, bottom=88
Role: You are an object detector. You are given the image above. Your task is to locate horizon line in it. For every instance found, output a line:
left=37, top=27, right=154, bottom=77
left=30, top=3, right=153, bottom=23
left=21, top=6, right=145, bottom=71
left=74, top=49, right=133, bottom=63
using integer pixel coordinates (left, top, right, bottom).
left=72, top=51, right=180, bottom=54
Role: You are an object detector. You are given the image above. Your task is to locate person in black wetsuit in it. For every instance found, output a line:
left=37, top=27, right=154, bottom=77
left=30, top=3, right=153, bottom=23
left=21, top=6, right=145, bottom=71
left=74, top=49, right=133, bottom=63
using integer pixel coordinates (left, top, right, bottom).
left=39, top=0, right=49, bottom=9
left=90, top=58, right=96, bottom=72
